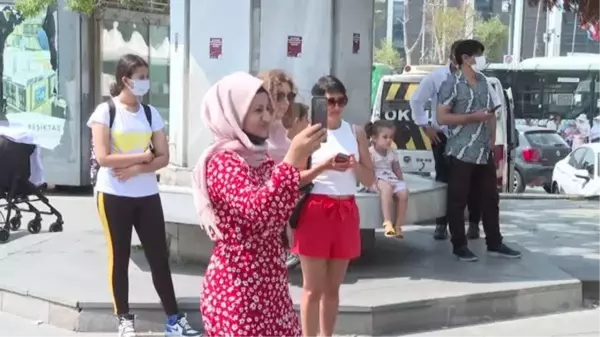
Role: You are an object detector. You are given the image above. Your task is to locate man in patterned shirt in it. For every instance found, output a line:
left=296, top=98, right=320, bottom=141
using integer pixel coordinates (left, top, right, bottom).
left=437, top=40, right=521, bottom=262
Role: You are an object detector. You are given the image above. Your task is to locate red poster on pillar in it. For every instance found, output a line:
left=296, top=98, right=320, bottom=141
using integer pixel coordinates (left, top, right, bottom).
left=287, top=35, right=302, bottom=57
left=209, top=38, right=222, bottom=59
left=352, top=33, right=360, bottom=54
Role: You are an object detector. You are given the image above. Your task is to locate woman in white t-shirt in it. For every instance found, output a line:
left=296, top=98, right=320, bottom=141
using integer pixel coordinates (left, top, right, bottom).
left=87, top=54, right=200, bottom=337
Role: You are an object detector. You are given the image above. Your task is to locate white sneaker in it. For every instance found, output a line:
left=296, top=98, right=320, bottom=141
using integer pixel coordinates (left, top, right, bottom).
left=118, top=314, right=136, bottom=337
left=165, top=314, right=201, bottom=336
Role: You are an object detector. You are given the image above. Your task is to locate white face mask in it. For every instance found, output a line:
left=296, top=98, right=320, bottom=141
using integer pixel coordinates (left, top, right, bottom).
left=128, top=79, right=150, bottom=96
left=471, top=56, right=487, bottom=71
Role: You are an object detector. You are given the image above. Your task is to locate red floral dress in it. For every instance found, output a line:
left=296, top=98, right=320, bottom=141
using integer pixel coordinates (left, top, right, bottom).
left=201, top=151, right=302, bottom=337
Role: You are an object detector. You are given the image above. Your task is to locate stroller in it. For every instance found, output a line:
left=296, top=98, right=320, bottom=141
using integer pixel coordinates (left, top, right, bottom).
left=0, top=127, right=64, bottom=243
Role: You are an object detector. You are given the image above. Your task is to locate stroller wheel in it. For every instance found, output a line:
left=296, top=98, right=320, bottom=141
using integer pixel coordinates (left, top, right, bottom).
left=49, top=222, right=63, bottom=233
left=27, top=219, right=42, bottom=234
left=0, top=229, right=9, bottom=243
left=9, top=216, right=21, bottom=231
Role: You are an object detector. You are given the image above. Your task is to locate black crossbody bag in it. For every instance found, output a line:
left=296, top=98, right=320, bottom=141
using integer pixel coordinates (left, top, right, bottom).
left=282, top=157, right=313, bottom=247
left=288, top=156, right=313, bottom=229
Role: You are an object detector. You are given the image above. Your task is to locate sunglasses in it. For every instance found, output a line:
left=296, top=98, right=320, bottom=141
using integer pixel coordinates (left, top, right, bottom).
left=327, top=97, right=347, bottom=107
left=276, top=91, right=296, bottom=102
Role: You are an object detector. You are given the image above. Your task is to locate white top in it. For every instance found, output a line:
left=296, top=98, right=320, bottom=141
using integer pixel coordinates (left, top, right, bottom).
left=369, top=146, right=400, bottom=183
left=0, top=126, right=44, bottom=186
left=87, top=99, right=165, bottom=198
left=409, top=65, right=452, bottom=131
left=311, top=120, right=359, bottom=196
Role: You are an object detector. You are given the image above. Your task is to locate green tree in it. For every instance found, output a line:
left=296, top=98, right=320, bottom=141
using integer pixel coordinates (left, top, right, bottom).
left=374, top=39, right=403, bottom=70
left=474, top=16, right=509, bottom=63
left=430, top=5, right=479, bottom=63
left=15, top=0, right=146, bottom=16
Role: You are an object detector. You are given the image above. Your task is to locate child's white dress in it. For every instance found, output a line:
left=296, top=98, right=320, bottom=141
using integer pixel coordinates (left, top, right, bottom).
left=369, top=146, right=406, bottom=193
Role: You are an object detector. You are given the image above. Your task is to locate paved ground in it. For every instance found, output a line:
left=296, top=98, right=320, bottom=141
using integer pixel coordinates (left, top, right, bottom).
left=1, top=308, right=598, bottom=336
left=0, top=194, right=598, bottom=335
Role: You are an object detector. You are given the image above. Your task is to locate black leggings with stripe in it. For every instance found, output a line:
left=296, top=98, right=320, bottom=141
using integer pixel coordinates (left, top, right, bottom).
left=97, top=192, right=178, bottom=316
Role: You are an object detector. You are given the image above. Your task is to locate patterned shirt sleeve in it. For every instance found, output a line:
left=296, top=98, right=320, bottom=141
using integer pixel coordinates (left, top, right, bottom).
left=437, top=74, right=457, bottom=108
left=206, top=151, right=300, bottom=231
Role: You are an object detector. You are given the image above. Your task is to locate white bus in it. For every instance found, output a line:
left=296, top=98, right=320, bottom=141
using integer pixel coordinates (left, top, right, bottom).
left=484, top=56, right=600, bottom=124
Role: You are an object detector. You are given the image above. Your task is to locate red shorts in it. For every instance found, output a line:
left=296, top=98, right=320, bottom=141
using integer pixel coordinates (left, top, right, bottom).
left=291, top=194, right=360, bottom=260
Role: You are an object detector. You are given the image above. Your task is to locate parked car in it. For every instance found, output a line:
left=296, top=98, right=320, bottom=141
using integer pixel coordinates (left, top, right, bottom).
left=514, top=125, right=571, bottom=193
left=551, top=143, right=600, bottom=197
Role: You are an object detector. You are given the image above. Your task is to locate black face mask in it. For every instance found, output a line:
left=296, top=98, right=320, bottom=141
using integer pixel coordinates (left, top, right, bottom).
left=244, top=131, right=267, bottom=145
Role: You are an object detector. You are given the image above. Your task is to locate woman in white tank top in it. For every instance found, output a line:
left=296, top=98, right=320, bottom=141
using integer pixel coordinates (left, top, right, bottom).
left=290, top=76, right=375, bottom=337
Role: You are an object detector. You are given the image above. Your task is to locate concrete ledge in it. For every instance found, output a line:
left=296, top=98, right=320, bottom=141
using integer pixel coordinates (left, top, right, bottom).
left=160, top=173, right=447, bottom=263
left=0, top=287, right=202, bottom=333
left=0, top=229, right=583, bottom=335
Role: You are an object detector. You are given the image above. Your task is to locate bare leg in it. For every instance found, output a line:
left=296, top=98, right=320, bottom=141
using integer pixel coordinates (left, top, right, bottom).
left=394, top=189, right=409, bottom=236
left=299, top=256, right=328, bottom=337
left=319, top=259, right=350, bottom=337
left=376, top=180, right=394, bottom=223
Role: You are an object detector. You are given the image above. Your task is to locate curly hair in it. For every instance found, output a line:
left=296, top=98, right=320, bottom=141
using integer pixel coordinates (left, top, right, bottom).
left=258, top=69, right=296, bottom=98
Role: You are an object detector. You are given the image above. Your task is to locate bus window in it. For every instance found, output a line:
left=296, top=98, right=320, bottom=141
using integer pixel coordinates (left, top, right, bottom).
left=512, top=72, right=542, bottom=119
left=539, top=72, right=591, bottom=120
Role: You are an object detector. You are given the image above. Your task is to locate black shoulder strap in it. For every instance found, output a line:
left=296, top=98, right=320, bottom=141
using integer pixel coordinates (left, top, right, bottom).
left=142, top=104, right=152, bottom=127
left=107, top=99, right=116, bottom=128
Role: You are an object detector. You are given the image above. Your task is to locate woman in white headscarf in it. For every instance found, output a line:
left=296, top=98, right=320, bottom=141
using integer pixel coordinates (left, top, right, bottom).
left=573, top=114, right=591, bottom=148
left=590, top=115, right=600, bottom=143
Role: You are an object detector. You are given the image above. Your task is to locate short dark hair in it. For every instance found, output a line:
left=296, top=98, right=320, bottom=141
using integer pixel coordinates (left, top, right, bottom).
left=311, top=75, right=347, bottom=99
left=450, top=40, right=463, bottom=59
left=454, top=39, right=485, bottom=66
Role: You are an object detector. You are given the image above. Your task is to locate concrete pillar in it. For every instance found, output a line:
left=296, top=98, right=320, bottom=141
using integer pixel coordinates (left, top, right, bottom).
left=258, top=0, right=334, bottom=104
left=166, top=0, right=374, bottom=175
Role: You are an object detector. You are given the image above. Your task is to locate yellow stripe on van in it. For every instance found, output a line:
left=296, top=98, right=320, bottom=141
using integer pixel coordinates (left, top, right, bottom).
left=380, top=80, right=431, bottom=151
left=403, top=83, right=419, bottom=100
left=419, top=127, right=432, bottom=150
left=404, top=127, right=432, bottom=150
left=385, top=83, right=400, bottom=101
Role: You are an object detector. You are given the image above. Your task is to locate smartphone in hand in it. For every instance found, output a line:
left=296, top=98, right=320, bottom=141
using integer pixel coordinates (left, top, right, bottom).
left=334, top=153, right=350, bottom=163
left=311, top=96, right=328, bottom=142
left=488, top=105, right=502, bottom=113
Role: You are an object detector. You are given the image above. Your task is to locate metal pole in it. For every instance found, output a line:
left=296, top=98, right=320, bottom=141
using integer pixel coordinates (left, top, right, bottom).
left=386, top=0, right=394, bottom=44
left=507, top=1, right=513, bottom=55
left=511, top=0, right=524, bottom=62
left=532, top=0, right=542, bottom=57
left=571, top=12, right=577, bottom=53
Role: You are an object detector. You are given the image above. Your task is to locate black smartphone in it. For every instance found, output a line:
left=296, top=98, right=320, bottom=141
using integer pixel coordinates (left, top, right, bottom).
left=489, top=104, right=502, bottom=113
left=311, top=96, right=328, bottom=142
left=334, top=153, right=350, bottom=163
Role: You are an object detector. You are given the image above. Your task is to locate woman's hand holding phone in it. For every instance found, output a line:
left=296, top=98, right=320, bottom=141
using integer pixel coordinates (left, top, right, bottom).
left=323, top=153, right=356, bottom=172
left=284, top=124, right=327, bottom=168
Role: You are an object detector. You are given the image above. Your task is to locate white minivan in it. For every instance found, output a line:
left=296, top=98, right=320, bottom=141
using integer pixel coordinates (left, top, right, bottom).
left=370, top=65, right=517, bottom=192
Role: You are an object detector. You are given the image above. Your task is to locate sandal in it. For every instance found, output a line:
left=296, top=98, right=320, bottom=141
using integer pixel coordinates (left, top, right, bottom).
left=395, top=226, right=404, bottom=239
left=383, top=221, right=396, bottom=238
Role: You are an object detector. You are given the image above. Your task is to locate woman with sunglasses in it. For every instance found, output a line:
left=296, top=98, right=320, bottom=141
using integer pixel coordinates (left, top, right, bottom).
left=291, top=75, right=375, bottom=337
left=257, top=70, right=302, bottom=263
left=257, top=69, right=298, bottom=163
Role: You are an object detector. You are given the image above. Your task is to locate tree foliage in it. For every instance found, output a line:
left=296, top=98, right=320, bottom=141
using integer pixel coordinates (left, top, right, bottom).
left=15, top=0, right=143, bottom=17
left=430, top=5, right=478, bottom=63
left=374, top=39, right=403, bottom=71
left=528, top=0, right=598, bottom=24
left=474, top=16, right=509, bottom=63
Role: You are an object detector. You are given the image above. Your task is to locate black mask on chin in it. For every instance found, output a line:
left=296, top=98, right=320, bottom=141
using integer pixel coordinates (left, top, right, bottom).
left=244, top=131, right=268, bottom=145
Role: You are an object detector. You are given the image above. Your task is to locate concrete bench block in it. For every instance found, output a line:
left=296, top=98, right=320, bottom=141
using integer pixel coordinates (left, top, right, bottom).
left=160, top=174, right=446, bottom=264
